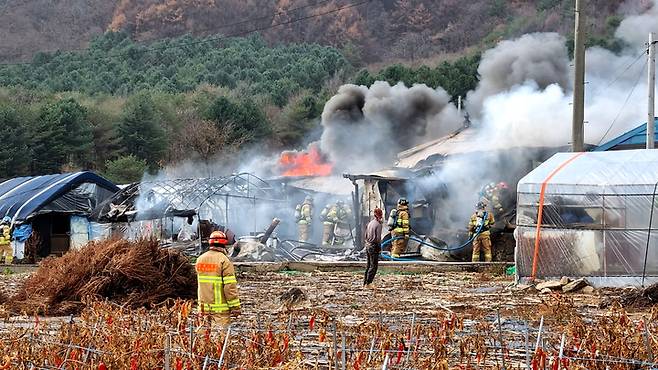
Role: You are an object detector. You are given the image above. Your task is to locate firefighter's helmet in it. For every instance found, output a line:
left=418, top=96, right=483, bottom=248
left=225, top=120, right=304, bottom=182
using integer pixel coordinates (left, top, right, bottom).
left=397, top=198, right=409, bottom=206
left=209, top=230, right=229, bottom=247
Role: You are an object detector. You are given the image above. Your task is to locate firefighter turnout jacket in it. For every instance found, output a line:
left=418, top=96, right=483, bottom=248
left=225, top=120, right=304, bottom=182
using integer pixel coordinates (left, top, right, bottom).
left=390, top=205, right=410, bottom=237
left=0, top=225, right=10, bottom=247
left=296, top=201, right=313, bottom=224
left=195, top=248, right=240, bottom=314
left=469, top=210, right=495, bottom=237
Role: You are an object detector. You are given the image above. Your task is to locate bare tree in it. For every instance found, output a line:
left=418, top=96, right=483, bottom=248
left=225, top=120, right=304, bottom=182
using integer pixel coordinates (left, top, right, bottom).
left=169, top=111, right=249, bottom=168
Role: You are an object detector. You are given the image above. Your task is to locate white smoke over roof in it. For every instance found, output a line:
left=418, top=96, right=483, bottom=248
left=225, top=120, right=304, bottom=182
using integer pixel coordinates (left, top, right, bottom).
left=465, top=32, right=571, bottom=119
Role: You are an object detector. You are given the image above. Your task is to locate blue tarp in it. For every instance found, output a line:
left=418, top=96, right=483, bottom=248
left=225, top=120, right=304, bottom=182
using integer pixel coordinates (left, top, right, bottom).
left=12, top=224, right=32, bottom=242
left=0, top=172, right=119, bottom=224
left=594, top=118, right=658, bottom=151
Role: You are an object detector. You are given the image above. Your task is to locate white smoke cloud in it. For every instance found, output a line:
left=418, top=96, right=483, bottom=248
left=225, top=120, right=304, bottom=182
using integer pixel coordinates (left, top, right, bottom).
left=413, top=1, right=658, bottom=234
left=465, top=32, right=571, bottom=119
left=615, top=0, right=658, bottom=46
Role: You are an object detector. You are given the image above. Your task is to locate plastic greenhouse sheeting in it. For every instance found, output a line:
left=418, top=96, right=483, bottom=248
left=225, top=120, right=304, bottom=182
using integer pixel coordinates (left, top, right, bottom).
left=516, top=149, right=658, bottom=287
left=0, top=172, right=118, bottom=225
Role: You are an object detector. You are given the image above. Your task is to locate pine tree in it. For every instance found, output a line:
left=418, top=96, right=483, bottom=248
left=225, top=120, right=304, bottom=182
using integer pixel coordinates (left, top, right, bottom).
left=117, top=93, right=168, bottom=168
left=0, top=106, right=30, bottom=178
left=30, top=98, right=92, bottom=174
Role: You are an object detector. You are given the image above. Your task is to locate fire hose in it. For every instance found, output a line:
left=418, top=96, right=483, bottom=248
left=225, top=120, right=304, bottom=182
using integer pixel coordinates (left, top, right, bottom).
left=379, top=212, right=488, bottom=261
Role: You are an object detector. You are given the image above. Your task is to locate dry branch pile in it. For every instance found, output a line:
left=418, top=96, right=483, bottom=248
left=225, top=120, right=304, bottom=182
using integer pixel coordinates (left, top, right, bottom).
left=12, top=238, right=196, bottom=315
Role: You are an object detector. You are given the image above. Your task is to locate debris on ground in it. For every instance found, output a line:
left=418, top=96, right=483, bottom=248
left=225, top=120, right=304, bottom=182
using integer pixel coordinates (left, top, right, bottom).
left=11, top=238, right=196, bottom=315
left=533, top=276, right=594, bottom=294
left=0, top=271, right=656, bottom=369
left=603, top=282, right=658, bottom=308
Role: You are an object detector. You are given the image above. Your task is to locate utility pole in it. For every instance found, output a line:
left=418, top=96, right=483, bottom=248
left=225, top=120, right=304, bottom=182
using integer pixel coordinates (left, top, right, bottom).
left=571, top=0, right=586, bottom=152
left=648, top=32, right=656, bottom=149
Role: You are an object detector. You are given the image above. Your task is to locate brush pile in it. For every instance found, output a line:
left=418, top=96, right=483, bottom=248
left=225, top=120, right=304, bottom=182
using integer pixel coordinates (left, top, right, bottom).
left=12, top=238, right=196, bottom=315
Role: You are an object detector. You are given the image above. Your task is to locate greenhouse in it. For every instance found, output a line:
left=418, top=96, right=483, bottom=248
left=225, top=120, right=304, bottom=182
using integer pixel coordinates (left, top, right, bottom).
left=516, top=149, right=658, bottom=287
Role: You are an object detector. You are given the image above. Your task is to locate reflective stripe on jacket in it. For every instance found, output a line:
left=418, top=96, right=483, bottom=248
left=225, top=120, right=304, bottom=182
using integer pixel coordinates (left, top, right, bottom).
left=469, top=211, right=495, bottom=236
left=297, top=203, right=312, bottom=224
left=0, top=226, right=9, bottom=246
left=393, top=206, right=409, bottom=236
left=195, top=249, right=240, bottom=313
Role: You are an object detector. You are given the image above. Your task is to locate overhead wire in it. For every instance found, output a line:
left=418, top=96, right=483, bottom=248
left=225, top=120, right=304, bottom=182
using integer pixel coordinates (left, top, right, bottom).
left=587, top=50, right=646, bottom=99
left=0, top=0, right=371, bottom=67
left=596, top=58, right=648, bottom=146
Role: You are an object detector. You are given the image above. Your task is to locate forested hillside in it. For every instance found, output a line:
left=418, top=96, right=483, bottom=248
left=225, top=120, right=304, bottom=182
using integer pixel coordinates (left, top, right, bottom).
left=0, top=30, right=482, bottom=183
left=0, top=0, right=623, bottom=64
left=0, top=0, right=634, bottom=183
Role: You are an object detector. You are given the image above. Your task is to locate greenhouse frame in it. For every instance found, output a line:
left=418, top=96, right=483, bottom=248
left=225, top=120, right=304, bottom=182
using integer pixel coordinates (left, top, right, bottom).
left=516, top=149, right=658, bottom=287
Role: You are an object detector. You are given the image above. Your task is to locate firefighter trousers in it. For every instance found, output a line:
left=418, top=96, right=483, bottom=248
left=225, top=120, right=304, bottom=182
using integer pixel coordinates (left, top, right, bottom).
left=297, top=223, right=310, bottom=243
left=391, top=237, right=408, bottom=256
left=322, top=223, right=334, bottom=246
left=0, top=243, right=12, bottom=264
left=472, top=234, right=492, bottom=262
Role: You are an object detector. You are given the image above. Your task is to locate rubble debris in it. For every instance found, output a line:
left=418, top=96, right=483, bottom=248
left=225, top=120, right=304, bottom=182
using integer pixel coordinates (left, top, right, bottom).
left=11, top=238, right=196, bottom=315
left=580, top=285, right=595, bottom=294
left=535, top=280, right=564, bottom=290
left=234, top=236, right=277, bottom=262
left=278, top=287, right=307, bottom=310
left=559, top=276, right=571, bottom=285
left=562, top=278, right=588, bottom=293
left=540, top=288, right=552, bottom=294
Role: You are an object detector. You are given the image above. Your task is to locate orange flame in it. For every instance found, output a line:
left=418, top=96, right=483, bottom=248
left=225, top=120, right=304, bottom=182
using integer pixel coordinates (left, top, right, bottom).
left=278, top=145, right=333, bottom=177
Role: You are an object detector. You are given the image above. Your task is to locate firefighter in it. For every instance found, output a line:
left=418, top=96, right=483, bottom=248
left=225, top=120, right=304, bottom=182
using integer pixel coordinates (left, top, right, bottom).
left=0, top=217, right=12, bottom=265
left=321, top=201, right=352, bottom=246
left=320, top=203, right=336, bottom=246
left=331, top=201, right=352, bottom=245
left=468, top=201, right=495, bottom=262
left=195, top=230, right=241, bottom=326
left=480, top=182, right=504, bottom=215
left=295, top=195, right=313, bottom=242
left=387, top=198, right=410, bottom=258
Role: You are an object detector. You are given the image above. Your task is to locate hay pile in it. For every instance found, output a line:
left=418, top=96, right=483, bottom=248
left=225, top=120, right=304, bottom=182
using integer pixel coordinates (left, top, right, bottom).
left=13, top=238, right=196, bottom=315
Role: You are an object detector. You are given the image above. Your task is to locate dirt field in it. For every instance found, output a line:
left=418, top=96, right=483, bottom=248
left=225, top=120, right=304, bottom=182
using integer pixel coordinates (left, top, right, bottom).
left=0, top=269, right=656, bottom=369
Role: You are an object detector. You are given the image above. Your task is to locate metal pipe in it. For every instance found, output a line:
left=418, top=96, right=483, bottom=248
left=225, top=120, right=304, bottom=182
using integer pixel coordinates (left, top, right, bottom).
left=259, top=218, right=281, bottom=244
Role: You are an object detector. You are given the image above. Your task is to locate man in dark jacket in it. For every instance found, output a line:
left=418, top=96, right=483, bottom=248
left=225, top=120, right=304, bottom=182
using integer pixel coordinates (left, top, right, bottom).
left=363, top=208, right=383, bottom=288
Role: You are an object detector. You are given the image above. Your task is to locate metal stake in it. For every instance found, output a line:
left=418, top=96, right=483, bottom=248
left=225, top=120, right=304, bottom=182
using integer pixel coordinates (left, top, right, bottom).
left=381, top=354, right=390, bottom=370
left=341, top=334, right=346, bottom=370
left=405, top=312, right=416, bottom=365
left=164, top=334, right=171, bottom=370
left=535, top=316, right=544, bottom=351
left=333, top=322, right=338, bottom=370
left=218, top=326, right=231, bottom=367
left=497, top=308, right=506, bottom=370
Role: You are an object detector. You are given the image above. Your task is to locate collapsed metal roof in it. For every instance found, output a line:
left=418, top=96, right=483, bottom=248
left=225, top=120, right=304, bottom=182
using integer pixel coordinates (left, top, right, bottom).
left=93, top=173, right=282, bottom=222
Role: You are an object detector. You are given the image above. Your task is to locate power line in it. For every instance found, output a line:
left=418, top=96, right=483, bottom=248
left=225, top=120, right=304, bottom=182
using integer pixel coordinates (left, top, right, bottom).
left=588, top=50, right=646, bottom=99
left=596, top=58, right=648, bottom=146
left=0, top=0, right=371, bottom=67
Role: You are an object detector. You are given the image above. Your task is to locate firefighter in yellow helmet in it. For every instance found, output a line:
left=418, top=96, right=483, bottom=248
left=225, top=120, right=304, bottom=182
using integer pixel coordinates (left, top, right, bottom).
left=388, top=198, right=410, bottom=258
left=295, top=195, right=313, bottom=242
left=0, top=217, right=12, bottom=265
left=195, top=230, right=241, bottom=326
left=469, top=201, right=495, bottom=262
